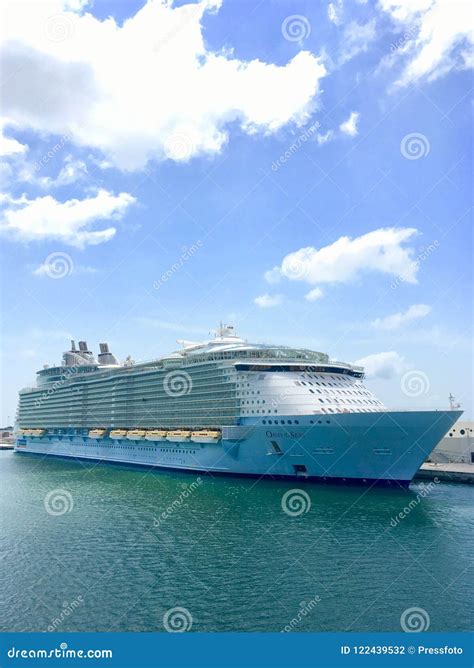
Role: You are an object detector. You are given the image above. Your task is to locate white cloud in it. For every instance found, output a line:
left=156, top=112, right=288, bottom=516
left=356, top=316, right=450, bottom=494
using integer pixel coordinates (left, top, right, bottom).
left=1, top=0, right=326, bottom=170
left=305, top=287, right=324, bottom=302
left=355, top=351, right=408, bottom=379
left=379, top=0, right=474, bottom=85
left=340, top=20, right=377, bottom=64
left=339, top=111, right=360, bottom=136
left=316, top=130, right=334, bottom=145
left=52, top=157, right=88, bottom=185
left=0, top=189, right=135, bottom=247
left=263, top=266, right=282, bottom=285
left=328, top=1, right=344, bottom=25
left=19, top=155, right=88, bottom=188
left=268, top=227, right=419, bottom=287
left=254, top=293, right=283, bottom=308
left=371, top=303, right=431, bottom=330
left=0, top=129, right=27, bottom=156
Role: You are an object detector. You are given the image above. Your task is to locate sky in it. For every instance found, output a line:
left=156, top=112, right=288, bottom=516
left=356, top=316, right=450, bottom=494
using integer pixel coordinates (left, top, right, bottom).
left=0, top=0, right=472, bottom=425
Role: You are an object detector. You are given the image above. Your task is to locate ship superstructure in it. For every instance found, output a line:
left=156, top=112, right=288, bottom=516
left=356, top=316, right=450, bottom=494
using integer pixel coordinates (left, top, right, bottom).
left=15, top=326, right=462, bottom=486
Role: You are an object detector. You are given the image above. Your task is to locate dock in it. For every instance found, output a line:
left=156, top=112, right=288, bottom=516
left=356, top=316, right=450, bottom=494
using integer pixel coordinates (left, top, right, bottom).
left=0, top=442, right=14, bottom=450
left=415, top=462, right=474, bottom=484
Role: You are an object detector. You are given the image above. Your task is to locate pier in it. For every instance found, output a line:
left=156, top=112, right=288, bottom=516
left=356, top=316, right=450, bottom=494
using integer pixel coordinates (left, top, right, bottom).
left=415, top=462, right=474, bottom=485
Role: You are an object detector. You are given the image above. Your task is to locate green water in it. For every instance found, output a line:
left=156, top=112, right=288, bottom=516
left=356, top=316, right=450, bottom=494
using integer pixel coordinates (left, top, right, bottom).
left=1, top=451, right=472, bottom=633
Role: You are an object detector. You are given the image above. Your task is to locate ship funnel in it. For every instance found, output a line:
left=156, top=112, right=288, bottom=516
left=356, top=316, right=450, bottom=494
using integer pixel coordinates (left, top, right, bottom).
left=63, top=339, right=97, bottom=366
left=98, top=342, right=119, bottom=366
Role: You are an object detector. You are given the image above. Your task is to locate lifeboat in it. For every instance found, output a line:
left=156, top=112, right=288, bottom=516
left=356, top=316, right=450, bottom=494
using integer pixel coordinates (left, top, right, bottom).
left=190, top=430, right=221, bottom=444
left=166, top=430, right=191, bottom=442
left=89, top=429, right=106, bottom=438
left=110, top=429, right=127, bottom=439
left=145, top=430, right=168, bottom=441
left=127, top=429, right=146, bottom=441
left=32, top=429, right=46, bottom=437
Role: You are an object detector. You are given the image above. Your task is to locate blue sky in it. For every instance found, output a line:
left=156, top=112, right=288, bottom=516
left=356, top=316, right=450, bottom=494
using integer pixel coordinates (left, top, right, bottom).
left=1, top=0, right=472, bottom=424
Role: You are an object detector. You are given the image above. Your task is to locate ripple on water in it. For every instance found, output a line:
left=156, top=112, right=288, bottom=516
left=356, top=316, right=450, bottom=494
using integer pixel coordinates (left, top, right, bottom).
left=1, top=453, right=473, bottom=632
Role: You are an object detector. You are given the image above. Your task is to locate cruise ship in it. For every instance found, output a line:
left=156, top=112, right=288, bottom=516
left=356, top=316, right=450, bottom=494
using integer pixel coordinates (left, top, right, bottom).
left=14, top=325, right=462, bottom=486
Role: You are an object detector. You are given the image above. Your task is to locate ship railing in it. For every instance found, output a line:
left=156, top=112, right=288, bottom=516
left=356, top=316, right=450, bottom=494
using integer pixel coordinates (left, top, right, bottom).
left=329, top=361, right=364, bottom=372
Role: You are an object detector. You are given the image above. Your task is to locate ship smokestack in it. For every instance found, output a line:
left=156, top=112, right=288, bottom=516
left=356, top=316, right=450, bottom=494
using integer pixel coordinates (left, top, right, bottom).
left=98, top=342, right=119, bottom=366
left=68, top=340, right=97, bottom=365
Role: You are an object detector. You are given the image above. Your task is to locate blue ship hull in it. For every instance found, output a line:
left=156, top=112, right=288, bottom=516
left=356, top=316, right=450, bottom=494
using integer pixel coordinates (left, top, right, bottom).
left=15, top=410, right=461, bottom=486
